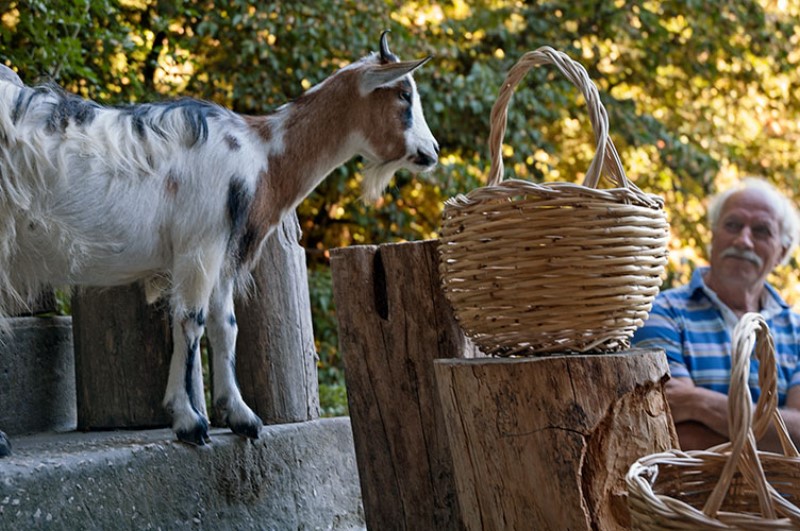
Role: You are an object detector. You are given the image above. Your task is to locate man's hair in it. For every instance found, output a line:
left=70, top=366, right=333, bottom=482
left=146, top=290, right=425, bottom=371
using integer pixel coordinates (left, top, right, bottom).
left=707, top=176, right=800, bottom=264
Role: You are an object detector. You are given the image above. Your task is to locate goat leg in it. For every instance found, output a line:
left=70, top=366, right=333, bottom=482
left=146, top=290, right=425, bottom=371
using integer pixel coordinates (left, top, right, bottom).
left=208, top=277, right=262, bottom=439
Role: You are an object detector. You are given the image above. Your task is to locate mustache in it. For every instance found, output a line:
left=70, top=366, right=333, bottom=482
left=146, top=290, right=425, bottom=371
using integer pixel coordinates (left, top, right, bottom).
left=721, top=247, right=764, bottom=268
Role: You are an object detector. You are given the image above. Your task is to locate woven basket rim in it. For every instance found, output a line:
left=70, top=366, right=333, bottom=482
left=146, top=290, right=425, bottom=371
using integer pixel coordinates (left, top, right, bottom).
left=444, top=179, right=665, bottom=210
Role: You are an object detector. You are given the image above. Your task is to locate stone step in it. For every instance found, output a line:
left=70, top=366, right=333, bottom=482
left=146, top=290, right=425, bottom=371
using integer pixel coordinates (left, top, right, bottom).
left=0, top=418, right=364, bottom=530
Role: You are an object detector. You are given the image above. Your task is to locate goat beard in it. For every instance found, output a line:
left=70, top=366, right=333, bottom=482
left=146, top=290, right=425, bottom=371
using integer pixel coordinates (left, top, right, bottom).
left=360, top=158, right=405, bottom=203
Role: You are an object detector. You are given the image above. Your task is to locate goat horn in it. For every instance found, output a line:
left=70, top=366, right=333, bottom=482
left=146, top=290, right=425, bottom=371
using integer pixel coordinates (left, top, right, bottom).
left=380, top=30, right=395, bottom=63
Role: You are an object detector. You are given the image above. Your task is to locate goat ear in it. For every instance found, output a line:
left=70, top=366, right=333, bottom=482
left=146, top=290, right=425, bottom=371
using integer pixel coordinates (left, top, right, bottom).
left=360, top=57, right=431, bottom=93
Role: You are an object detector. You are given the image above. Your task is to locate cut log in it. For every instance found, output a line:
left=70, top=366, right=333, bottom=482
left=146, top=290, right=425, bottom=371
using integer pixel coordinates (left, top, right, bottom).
left=434, top=350, right=678, bottom=531
left=0, top=316, right=76, bottom=435
left=72, top=284, right=172, bottom=430
left=331, top=239, right=479, bottom=531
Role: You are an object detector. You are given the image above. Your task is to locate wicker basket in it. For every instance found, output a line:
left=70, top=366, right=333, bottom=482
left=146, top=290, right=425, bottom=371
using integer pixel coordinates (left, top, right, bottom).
left=626, top=313, right=800, bottom=530
left=438, top=46, right=670, bottom=356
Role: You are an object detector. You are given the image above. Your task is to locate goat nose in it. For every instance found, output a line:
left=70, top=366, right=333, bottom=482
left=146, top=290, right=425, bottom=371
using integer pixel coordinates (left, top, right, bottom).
left=416, top=148, right=437, bottom=168
left=434, top=143, right=440, bottom=155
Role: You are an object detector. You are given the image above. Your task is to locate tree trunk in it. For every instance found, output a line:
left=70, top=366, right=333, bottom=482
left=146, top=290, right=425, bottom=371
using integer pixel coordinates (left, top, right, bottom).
left=331, top=239, right=479, bottom=531
left=434, top=350, right=678, bottom=531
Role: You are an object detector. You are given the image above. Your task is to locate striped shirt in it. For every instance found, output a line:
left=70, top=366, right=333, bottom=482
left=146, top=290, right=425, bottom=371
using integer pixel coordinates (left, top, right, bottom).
left=631, top=267, right=800, bottom=406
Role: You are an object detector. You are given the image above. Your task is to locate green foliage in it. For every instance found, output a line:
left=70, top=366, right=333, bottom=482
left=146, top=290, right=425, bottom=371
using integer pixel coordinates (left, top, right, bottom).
left=307, top=268, right=348, bottom=416
left=0, top=0, right=152, bottom=99
left=54, top=288, right=72, bottom=315
left=6, top=0, right=800, bottom=396
left=319, top=382, right=349, bottom=418
left=308, top=268, right=342, bottom=387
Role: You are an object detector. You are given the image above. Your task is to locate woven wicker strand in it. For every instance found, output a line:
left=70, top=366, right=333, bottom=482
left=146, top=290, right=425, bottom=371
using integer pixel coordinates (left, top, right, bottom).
left=626, top=313, right=800, bottom=530
left=439, top=46, right=669, bottom=356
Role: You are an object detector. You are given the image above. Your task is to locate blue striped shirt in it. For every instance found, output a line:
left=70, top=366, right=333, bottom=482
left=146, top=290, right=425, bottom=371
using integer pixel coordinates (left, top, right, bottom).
left=632, top=267, right=800, bottom=406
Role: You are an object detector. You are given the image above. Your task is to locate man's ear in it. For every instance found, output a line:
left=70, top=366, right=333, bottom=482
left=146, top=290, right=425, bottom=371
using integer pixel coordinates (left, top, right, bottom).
left=780, top=244, right=791, bottom=264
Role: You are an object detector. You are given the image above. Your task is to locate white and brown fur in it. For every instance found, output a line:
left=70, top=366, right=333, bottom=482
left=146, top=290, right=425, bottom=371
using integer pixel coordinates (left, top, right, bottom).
left=0, top=33, right=438, bottom=445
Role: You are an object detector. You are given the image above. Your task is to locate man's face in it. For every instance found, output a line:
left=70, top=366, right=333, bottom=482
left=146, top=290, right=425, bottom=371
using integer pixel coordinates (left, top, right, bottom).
left=710, top=188, right=786, bottom=289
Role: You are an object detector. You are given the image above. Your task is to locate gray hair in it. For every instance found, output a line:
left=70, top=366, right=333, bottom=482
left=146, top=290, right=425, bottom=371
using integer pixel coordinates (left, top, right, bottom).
left=708, top=177, right=800, bottom=264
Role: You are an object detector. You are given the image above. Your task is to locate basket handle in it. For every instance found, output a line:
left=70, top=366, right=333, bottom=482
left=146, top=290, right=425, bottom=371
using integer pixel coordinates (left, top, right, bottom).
left=703, top=313, right=800, bottom=519
left=487, top=46, right=632, bottom=191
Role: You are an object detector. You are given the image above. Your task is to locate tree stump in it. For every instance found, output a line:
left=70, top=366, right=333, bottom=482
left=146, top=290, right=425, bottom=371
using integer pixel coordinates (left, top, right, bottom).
left=72, top=211, right=318, bottom=429
left=0, top=316, right=75, bottom=435
left=434, top=350, right=678, bottom=531
left=331, top=239, right=479, bottom=531
left=72, top=284, right=172, bottom=430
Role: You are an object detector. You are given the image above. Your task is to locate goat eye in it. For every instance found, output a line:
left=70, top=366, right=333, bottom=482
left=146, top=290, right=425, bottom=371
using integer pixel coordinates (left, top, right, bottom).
left=400, top=91, right=412, bottom=104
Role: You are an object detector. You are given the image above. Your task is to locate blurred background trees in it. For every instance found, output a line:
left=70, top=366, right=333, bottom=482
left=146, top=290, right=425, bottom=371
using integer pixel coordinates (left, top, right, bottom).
left=4, top=0, right=800, bottom=414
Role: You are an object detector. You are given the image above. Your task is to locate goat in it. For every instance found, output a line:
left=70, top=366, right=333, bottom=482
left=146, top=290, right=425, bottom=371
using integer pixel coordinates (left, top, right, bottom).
left=0, top=32, right=438, bottom=446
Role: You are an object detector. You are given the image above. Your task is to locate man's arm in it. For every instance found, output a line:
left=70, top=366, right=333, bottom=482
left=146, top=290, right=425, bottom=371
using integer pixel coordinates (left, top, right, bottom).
left=666, top=376, right=731, bottom=450
left=667, top=376, right=800, bottom=452
left=757, top=386, right=800, bottom=453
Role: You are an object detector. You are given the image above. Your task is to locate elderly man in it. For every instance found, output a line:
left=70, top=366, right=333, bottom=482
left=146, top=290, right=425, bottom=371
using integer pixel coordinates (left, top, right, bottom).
left=632, top=177, right=800, bottom=451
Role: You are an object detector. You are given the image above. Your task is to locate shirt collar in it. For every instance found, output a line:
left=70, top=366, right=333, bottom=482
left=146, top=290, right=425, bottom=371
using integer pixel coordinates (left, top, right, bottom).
left=690, top=266, right=788, bottom=317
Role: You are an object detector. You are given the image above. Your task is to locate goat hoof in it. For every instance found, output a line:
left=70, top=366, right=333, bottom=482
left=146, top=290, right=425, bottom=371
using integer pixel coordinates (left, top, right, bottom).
left=214, top=399, right=262, bottom=439
left=176, top=418, right=210, bottom=446
left=230, top=416, right=262, bottom=440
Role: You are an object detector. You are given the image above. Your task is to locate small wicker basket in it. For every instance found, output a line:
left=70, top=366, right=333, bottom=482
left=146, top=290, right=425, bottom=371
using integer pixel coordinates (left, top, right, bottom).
left=438, top=46, right=670, bottom=356
left=626, top=313, right=800, bottom=530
